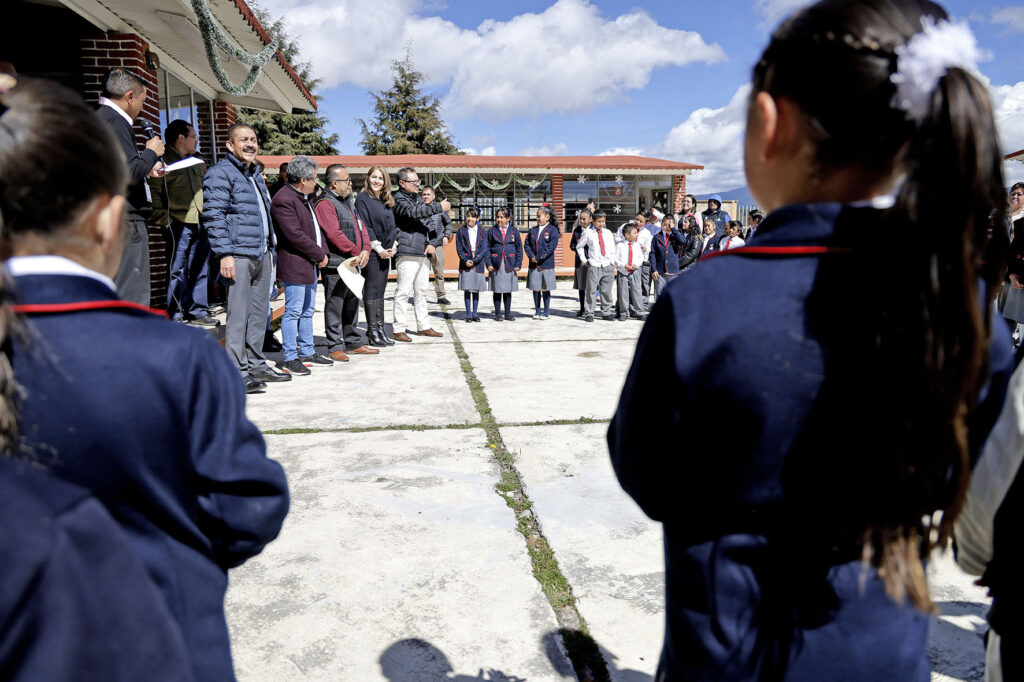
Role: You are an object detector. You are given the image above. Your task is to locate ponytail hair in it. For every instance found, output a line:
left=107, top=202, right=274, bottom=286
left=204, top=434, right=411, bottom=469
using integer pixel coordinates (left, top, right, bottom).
left=753, top=0, right=1005, bottom=618
left=538, top=204, right=558, bottom=230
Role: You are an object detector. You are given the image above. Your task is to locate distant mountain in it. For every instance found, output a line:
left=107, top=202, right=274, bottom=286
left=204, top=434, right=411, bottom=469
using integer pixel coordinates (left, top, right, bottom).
left=696, top=187, right=756, bottom=207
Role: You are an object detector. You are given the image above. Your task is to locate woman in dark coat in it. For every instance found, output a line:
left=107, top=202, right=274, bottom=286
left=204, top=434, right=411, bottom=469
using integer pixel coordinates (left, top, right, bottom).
left=609, top=1, right=1012, bottom=679
left=355, top=164, right=398, bottom=345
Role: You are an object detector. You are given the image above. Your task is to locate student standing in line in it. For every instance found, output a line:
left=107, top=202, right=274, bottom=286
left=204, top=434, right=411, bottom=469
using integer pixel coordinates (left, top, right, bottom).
left=649, top=214, right=686, bottom=298
left=699, top=218, right=721, bottom=258
left=487, top=207, right=523, bottom=321
left=720, top=220, right=746, bottom=250
left=610, top=1, right=1012, bottom=679
left=570, top=209, right=593, bottom=318
left=526, top=205, right=560, bottom=320
left=577, top=209, right=617, bottom=321
left=677, top=215, right=703, bottom=274
left=615, top=223, right=648, bottom=321
left=456, top=207, right=488, bottom=322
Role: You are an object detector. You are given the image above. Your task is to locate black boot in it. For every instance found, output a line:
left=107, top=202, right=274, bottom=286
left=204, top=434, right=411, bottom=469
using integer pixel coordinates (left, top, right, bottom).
left=365, top=299, right=385, bottom=347
left=376, top=299, right=396, bottom=345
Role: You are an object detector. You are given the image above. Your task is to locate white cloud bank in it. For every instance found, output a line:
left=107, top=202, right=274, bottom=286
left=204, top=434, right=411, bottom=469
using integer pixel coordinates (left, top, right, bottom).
left=658, top=77, right=1024, bottom=194
left=519, top=142, right=568, bottom=156
left=599, top=147, right=645, bottom=156
left=459, top=146, right=497, bottom=156
left=753, top=0, right=813, bottom=30
left=258, top=0, right=725, bottom=119
left=991, top=6, right=1024, bottom=32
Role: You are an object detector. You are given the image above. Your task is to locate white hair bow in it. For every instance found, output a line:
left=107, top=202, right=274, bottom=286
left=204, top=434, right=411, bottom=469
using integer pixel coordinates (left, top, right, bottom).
left=890, top=17, right=987, bottom=123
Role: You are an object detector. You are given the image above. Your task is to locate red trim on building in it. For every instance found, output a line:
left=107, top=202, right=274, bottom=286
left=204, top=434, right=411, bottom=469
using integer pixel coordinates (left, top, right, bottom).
left=1007, top=149, right=1024, bottom=161
left=258, top=154, right=703, bottom=172
left=229, top=0, right=317, bottom=111
left=700, top=246, right=852, bottom=263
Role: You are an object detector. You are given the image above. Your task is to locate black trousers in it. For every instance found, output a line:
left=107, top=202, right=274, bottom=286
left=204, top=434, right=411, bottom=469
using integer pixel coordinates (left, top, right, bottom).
left=114, top=216, right=151, bottom=305
left=363, top=255, right=389, bottom=300
left=321, top=267, right=363, bottom=350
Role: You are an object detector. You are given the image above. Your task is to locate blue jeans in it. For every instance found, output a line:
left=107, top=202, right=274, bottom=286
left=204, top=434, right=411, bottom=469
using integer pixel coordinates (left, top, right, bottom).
left=281, top=281, right=316, bottom=361
left=166, top=220, right=210, bottom=319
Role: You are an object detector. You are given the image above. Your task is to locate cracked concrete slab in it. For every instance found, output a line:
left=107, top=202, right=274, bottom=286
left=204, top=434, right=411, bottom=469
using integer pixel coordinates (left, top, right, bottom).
left=502, top=423, right=663, bottom=682
left=225, top=428, right=576, bottom=681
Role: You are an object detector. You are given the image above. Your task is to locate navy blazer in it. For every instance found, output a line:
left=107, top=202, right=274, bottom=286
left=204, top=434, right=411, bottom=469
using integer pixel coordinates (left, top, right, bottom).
left=96, top=103, right=159, bottom=216
left=488, top=225, right=524, bottom=272
left=649, top=228, right=686, bottom=274
left=455, top=225, right=488, bottom=274
left=609, top=203, right=1014, bottom=681
left=525, top=224, right=560, bottom=270
left=0, top=457, right=194, bottom=681
left=11, top=273, right=289, bottom=682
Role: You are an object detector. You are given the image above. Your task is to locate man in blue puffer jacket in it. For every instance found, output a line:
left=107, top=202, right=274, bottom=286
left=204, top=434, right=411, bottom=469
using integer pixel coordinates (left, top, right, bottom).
left=701, top=194, right=732, bottom=239
left=203, top=123, right=289, bottom=391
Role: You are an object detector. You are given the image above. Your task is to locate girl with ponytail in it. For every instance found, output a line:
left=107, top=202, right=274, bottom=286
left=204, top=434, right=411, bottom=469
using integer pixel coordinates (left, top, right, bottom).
left=609, top=1, right=1013, bottom=679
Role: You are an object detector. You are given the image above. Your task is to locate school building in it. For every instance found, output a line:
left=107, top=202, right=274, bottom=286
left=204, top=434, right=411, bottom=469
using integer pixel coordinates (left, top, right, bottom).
left=259, top=154, right=706, bottom=276
left=6, top=0, right=317, bottom=305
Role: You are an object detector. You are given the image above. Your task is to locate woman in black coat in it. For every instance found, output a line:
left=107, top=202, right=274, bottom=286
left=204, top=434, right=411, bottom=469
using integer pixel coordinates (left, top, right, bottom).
left=355, top=164, right=398, bottom=346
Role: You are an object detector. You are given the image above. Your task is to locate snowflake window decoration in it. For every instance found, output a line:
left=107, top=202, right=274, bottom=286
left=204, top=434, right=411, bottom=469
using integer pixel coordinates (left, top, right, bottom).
left=613, top=205, right=622, bottom=214
left=577, top=175, right=588, bottom=184
left=615, top=175, right=623, bottom=184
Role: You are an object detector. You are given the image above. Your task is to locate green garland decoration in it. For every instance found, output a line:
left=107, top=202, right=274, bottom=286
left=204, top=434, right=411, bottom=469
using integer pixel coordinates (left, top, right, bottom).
left=442, top=174, right=475, bottom=193
left=191, top=0, right=278, bottom=96
left=432, top=174, right=548, bottom=194
left=514, top=174, right=547, bottom=190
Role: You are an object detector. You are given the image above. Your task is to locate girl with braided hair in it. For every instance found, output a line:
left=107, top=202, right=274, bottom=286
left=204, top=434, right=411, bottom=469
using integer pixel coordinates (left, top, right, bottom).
left=609, top=1, right=1013, bottom=679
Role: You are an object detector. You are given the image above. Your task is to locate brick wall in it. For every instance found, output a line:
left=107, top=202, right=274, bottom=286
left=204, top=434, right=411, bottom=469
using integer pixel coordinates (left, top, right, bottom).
left=672, top=175, right=688, bottom=213
left=211, top=101, right=237, bottom=151
left=80, top=31, right=168, bottom=308
left=551, top=174, right=565, bottom=267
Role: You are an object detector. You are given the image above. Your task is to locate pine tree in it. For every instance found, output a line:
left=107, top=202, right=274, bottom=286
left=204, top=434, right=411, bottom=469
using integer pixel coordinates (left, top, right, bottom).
left=236, top=2, right=339, bottom=155
left=359, top=55, right=462, bottom=155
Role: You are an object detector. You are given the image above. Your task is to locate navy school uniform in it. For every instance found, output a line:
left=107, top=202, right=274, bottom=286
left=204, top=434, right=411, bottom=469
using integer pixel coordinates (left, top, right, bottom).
left=525, top=223, right=560, bottom=291
left=649, top=228, right=686, bottom=275
left=9, top=265, right=290, bottom=682
left=455, top=224, right=488, bottom=292
left=608, top=203, right=1013, bottom=681
left=0, top=457, right=194, bottom=681
left=488, top=224, right=523, bottom=293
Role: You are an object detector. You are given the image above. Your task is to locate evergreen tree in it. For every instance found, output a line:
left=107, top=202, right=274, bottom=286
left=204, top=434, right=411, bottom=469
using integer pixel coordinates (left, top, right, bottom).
left=359, top=55, right=462, bottom=155
left=236, top=2, right=339, bottom=155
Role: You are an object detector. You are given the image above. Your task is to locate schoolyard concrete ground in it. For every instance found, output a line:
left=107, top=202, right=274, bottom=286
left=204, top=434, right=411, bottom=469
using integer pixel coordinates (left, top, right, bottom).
left=225, top=282, right=992, bottom=681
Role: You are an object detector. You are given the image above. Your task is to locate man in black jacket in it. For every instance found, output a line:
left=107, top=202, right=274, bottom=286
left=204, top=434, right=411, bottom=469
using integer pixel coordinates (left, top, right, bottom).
left=391, top=167, right=450, bottom=340
left=95, top=68, right=164, bottom=305
left=421, top=185, right=452, bottom=304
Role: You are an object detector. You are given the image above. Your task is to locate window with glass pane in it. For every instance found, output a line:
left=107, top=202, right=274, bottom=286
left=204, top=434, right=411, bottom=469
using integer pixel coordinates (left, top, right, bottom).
left=514, top=179, right=552, bottom=231
left=597, top=177, right=637, bottom=232
left=563, top=179, right=599, bottom=232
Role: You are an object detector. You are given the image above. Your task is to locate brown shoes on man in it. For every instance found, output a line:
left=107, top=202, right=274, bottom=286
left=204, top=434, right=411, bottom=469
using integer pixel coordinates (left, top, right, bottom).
left=392, top=332, right=413, bottom=342
left=347, top=346, right=379, bottom=355
left=329, top=350, right=350, bottom=362
left=416, top=328, right=444, bottom=338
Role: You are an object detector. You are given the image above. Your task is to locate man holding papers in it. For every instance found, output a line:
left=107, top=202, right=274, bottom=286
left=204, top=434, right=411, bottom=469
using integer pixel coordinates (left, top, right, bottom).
left=151, top=119, right=219, bottom=326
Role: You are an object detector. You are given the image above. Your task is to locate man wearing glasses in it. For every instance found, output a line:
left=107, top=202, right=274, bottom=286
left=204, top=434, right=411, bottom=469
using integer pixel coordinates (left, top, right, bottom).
left=151, top=119, right=218, bottom=326
left=391, top=167, right=451, bottom=340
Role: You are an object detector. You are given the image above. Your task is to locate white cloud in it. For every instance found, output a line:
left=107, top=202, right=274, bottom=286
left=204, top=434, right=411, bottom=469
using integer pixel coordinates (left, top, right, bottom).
left=753, top=0, right=813, bottom=30
left=657, top=84, right=751, bottom=195
left=991, top=6, right=1024, bottom=32
left=599, top=147, right=645, bottom=156
left=519, top=142, right=568, bottom=156
left=258, top=0, right=725, bottom=119
left=992, top=80, right=1024, bottom=185
left=459, top=145, right=498, bottom=156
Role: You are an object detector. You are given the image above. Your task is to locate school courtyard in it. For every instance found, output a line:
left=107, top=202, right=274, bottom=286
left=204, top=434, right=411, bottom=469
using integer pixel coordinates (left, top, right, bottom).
left=225, top=282, right=992, bottom=682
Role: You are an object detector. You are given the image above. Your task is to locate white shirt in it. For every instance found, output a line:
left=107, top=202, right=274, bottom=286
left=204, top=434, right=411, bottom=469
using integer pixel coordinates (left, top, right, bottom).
left=467, top=224, right=479, bottom=256
left=578, top=226, right=615, bottom=268
left=637, top=228, right=653, bottom=255
left=720, top=236, right=745, bottom=251
left=98, top=96, right=134, bottom=127
left=305, top=197, right=323, bottom=248
left=6, top=255, right=116, bottom=292
left=614, top=240, right=642, bottom=275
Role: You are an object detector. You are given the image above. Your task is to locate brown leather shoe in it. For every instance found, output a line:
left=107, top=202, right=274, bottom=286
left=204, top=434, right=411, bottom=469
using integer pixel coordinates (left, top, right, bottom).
left=329, top=350, right=350, bottom=362
left=347, top=345, right=379, bottom=355
left=417, top=328, right=444, bottom=338
left=392, top=332, right=413, bottom=342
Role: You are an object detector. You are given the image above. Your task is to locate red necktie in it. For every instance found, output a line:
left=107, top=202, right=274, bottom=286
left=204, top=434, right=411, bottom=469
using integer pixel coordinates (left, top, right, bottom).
left=725, top=237, right=732, bottom=249
left=628, top=244, right=633, bottom=267
left=598, top=230, right=606, bottom=256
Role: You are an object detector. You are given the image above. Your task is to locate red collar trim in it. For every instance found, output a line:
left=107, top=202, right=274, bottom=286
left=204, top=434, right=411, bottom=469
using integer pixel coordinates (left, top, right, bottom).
left=12, top=300, right=169, bottom=318
left=700, top=245, right=852, bottom=262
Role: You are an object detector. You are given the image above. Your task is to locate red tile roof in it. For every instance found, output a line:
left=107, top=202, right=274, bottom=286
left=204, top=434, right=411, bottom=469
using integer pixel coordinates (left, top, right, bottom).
left=257, top=154, right=703, bottom=171
left=231, top=0, right=317, bottom=111
left=1007, top=149, right=1024, bottom=161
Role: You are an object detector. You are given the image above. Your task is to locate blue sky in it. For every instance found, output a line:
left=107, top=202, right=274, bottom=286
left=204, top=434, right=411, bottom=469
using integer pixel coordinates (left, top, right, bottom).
left=261, top=0, right=1024, bottom=193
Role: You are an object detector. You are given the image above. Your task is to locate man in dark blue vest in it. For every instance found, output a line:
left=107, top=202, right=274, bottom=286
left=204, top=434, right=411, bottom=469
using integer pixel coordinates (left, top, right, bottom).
left=95, top=68, right=164, bottom=304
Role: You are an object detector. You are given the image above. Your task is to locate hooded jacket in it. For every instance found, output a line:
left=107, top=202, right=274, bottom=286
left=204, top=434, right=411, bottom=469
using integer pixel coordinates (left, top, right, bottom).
left=701, top=194, right=732, bottom=237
